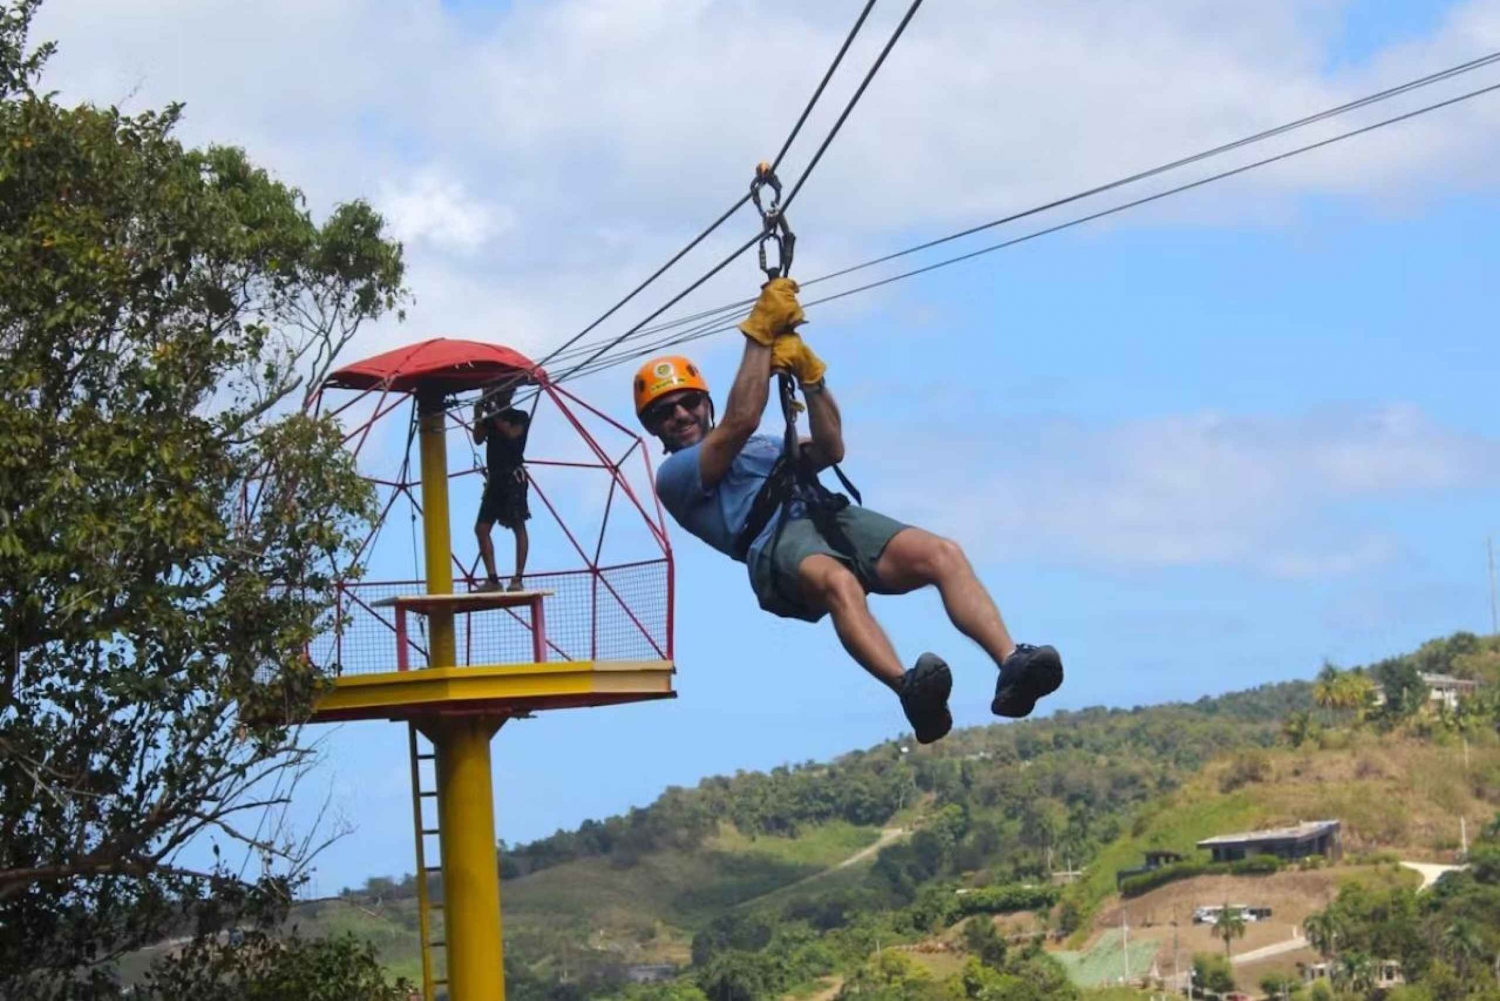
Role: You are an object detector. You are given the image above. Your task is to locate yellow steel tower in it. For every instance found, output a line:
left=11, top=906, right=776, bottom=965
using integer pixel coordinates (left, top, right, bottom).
left=302, top=341, right=677, bottom=1001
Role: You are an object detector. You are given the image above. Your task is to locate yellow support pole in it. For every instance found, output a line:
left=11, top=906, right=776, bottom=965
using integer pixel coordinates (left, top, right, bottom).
left=415, top=392, right=506, bottom=1000
left=418, top=394, right=456, bottom=669
left=433, top=715, right=506, bottom=1000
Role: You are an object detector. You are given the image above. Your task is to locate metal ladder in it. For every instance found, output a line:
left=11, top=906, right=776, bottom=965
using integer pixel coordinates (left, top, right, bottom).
left=408, top=722, right=448, bottom=1001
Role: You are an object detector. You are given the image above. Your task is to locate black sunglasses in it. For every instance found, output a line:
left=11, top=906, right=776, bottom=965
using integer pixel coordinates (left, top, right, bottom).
left=645, top=390, right=708, bottom=425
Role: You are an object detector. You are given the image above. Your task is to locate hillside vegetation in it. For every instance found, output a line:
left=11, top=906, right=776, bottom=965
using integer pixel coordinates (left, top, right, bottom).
left=310, top=631, right=1500, bottom=1001
left=327, top=679, right=1309, bottom=991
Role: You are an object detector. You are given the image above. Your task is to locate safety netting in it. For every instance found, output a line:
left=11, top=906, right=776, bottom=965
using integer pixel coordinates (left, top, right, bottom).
left=305, top=560, right=670, bottom=676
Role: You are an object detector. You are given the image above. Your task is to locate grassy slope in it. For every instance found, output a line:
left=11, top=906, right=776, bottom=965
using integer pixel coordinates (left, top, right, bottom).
left=504, top=820, right=881, bottom=926
left=274, top=820, right=889, bottom=980
left=1060, top=729, right=1500, bottom=948
left=278, top=719, right=1498, bottom=983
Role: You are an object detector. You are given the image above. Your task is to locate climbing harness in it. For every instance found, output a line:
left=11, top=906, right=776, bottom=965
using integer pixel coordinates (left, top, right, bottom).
left=733, top=164, right=863, bottom=607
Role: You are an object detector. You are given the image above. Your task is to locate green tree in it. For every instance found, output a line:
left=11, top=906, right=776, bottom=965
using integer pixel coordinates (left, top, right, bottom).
left=1212, top=903, right=1247, bottom=959
left=1304, top=911, right=1341, bottom=961
left=962, top=916, right=1008, bottom=969
left=1282, top=709, right=1315, bottom=748
left=0, top=1, right=407, bottom=994
left=141, top=916, right=415, bottom=1000
left=837, top=951, right=939, bottom=1001
left=1333, top=952, right=1375, bottom=994
left=1371, top=659, right=1426, bottom=723
left=1438, top=920, right=1482, bottom=980
left=1192, top=953, right=1236, bottom=996
left=1260, top=971, right=1300, bottom=1000
left=1313, top=663, right=1343, bottom=718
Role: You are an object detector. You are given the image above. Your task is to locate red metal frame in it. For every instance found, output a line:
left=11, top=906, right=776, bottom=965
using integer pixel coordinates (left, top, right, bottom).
left=388, top=593, right=548, bottom=670
left=304, top=353, right=674, bottom=675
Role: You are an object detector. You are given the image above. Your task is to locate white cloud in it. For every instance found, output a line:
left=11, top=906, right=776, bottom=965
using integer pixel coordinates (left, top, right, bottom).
left=867, top=404, right=1500, bottom=578
left=27, top=0, right=1500, bottom=367
left=377, top=170, right=512, bottom=256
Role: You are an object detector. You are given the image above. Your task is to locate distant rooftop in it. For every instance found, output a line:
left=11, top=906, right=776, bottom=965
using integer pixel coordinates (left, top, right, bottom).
left=1196, top=820, right=1340, bottom=847
left=1420, top=673, right=1479, bottom=688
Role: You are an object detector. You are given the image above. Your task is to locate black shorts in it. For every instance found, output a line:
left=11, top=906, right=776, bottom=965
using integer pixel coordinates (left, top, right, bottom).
left=749, top=505, right=909, bottom=623
left=478, top=467, right=530, bottom=530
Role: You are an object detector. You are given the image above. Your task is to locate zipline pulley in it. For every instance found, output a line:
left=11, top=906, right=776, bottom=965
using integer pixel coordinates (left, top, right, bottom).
left=750, top=162, right=795, bottom=281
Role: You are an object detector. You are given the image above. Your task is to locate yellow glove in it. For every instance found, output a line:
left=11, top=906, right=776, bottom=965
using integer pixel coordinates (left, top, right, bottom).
left=770, top=332, right=827, bottom=387
left=738, top=277, right=806, bottom=346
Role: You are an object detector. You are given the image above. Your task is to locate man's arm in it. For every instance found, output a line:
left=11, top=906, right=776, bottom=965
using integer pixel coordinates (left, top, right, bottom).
left=472, top=404, right=488, bottom=444
left=697, top=338, right=773, bottom=489
left=798, top=382, right=844, bottom=471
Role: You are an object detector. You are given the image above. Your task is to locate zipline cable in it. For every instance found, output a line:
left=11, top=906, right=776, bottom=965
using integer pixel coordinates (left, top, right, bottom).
left=547, top=0, right=929, bottom=388
left=538, top=48, right=1500, bottom=372
left=553, top=78, right=1500, bottom=383
left=769, top=0, right=882, bottom=174
left=459, top=0, right=885, bottom=419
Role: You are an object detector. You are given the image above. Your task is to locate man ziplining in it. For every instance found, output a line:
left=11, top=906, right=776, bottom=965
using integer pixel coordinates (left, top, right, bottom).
left=632, top=277, right=1063, bottom=743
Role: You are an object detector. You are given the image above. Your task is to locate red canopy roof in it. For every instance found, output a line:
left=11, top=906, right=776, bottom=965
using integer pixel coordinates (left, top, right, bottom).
left=324, top=338, right=547, bottom=394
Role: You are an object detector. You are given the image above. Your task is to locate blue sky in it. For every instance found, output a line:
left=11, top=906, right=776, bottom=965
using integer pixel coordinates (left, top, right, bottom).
left=31, top=0, right=1500, bottom=895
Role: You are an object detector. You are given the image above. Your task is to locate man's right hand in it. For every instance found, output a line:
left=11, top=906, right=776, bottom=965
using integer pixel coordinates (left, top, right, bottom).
left=738, top=277, right=806, bottom=346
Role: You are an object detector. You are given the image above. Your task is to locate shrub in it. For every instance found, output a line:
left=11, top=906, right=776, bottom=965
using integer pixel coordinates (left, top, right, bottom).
left=1119, top=861, right=1215, bottom=897
left=1220, top=750, right=1272, bottom=792
left=1118, top=854, right=1283, bottom=897
left=953, top=884, right=1060, bottom=916
left=1228, top=855, right=1283, bottom=876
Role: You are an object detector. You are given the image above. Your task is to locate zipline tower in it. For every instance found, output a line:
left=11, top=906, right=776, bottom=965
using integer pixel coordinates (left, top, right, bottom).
left=294, top=339, right=676, bottom=1001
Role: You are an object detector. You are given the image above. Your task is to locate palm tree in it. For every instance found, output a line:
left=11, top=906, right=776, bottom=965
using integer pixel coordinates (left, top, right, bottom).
left=1304, top=911, right=1339, bottom=962
left=1313, top=665, right=1341, bottom=720
left=1282, top=710, right=1313, bottom=748
left=1213, top=903, right=1247, bottom=959
left=1341, top=673, right=1379, bottom=725
left=1440, top=919, right=1483, bottom=979
left=1335, top=953, right=1374, bottom=994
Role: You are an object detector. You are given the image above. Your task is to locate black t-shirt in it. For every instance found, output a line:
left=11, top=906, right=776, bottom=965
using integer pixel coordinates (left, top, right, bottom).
left=484, top=407, right=530, bottom=473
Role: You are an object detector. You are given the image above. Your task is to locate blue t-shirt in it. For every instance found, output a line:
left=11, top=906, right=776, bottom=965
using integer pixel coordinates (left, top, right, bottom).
left=654, top=434, right=804, bottom=571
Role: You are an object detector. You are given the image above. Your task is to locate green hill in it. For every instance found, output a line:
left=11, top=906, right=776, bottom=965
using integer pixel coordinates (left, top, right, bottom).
left=1058, top=728, right=1500, bottom=946
left=277, top=631, right=1500, bottom=1001
left=312, top=679, right=1310, bottom=989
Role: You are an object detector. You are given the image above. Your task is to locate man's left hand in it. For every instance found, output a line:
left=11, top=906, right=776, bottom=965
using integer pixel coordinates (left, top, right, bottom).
left=770, top=333, right=826, bottom=388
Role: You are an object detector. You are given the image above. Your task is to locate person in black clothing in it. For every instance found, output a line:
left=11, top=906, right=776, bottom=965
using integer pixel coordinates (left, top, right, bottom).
left=472, top=382, right=531, bottom=592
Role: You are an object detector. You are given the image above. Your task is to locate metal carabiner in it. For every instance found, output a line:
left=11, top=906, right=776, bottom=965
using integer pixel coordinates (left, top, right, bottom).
left=749, top=162, right=796, bottom=280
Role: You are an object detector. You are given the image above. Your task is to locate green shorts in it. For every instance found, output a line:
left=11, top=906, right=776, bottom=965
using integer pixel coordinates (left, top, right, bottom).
left=749, top=504, right=910, bottom=623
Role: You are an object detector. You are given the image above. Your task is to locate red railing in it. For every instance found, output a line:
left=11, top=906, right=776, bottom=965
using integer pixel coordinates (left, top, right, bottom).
left=308, top=561, right=670, bottom=676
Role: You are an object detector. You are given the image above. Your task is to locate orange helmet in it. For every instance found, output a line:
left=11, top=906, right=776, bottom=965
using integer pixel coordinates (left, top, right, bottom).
left=633, top=355, right=709, bottom=421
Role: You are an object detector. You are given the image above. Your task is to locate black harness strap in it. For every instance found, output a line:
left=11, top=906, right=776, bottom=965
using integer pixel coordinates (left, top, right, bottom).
left=732, top=375, right=863, bottom=609
left=732, top=163, right=864, bottom=604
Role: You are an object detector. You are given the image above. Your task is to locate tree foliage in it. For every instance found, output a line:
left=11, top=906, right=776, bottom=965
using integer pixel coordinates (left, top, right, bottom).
left=1299, top=813, right=1500, bottom=998
left=0, top=0, right=408, bottom=993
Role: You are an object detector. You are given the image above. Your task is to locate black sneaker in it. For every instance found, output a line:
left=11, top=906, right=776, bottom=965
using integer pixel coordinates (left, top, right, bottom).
left=991, top=643, right=1063, bottom=718
left=899, top=653, right=953, bottom=744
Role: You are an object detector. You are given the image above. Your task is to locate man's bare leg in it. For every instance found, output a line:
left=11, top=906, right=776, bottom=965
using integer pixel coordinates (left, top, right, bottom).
left=797, top=554, right=904, bottom=690
left=797, top=553, right=954, bottom=742
left=475, top=521, right=499, bottom=582
left=875, top=527, right=1015, bottom=668
left=508, top=523, right=529, bottom=591
left=874, top=525, right=1061, bottom=718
